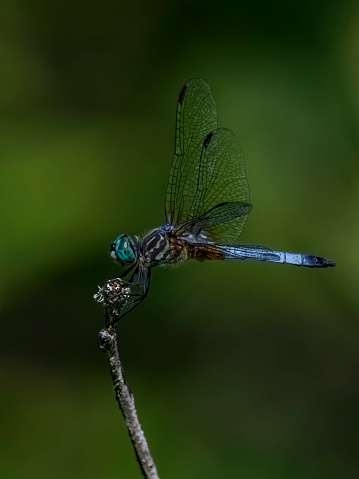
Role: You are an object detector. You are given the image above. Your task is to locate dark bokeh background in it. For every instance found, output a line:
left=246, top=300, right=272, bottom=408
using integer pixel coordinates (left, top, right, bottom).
left=1, top=1, right=358, bottom=478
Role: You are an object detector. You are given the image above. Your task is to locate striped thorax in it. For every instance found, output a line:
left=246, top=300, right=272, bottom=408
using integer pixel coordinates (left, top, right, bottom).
left=140, top=227, right=189, bottom=266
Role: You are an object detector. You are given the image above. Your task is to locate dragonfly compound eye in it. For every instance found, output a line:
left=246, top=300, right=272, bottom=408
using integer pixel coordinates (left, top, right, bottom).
left=112, top=234, right=137, bottom=265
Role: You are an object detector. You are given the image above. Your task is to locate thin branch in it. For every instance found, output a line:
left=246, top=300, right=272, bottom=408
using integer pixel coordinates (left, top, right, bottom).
left=96, top=279, right=160, bottom=479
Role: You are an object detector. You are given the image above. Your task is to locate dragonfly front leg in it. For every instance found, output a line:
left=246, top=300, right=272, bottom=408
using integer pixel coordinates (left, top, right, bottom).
left=116, top=267, right=152, bottom=321
left=95, top=266, right=151, bottom=325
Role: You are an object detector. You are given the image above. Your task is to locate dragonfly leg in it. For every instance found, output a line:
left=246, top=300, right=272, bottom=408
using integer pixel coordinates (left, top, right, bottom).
left=114, top=269, right=152, bottom=321
left=98, top=267, right=152, bottom=323
left=120, top=263, right=137, bottom=280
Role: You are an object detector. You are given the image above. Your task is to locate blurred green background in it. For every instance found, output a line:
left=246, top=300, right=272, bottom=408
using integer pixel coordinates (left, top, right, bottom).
left=1, top=0, right=358, bottom=478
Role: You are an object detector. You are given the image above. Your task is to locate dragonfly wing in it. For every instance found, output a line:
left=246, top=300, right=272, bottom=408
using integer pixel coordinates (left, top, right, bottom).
left=175, top=127, right=252, bottom=243
left=177, top=200, right=252, bottom=240
left=166, top=78, right=217, bottom=226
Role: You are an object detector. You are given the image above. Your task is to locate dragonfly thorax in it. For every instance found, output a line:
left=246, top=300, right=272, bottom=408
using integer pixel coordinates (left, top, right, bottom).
left=140, top=227, right=189, bottom=266
left=110, top=234, right=137, bottom=266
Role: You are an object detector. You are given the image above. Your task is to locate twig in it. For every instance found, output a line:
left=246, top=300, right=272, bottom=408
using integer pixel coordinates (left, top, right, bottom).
left=96, top=280, right=160, bottom=479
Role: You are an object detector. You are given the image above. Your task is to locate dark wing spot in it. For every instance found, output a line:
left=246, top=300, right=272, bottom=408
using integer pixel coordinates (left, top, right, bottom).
left=203, top=132, right=213, bottom=148
left=178, top=85, right=187, bottom=105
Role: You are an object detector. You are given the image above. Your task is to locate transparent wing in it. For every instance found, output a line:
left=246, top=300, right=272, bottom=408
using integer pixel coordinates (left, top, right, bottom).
left=176, top=198, right=252, bottom=243
left=165, top=78, right=217, bottom=225
left=170, top=127, right=251, bottom=242
left=165, top=79, right=251, bottom=243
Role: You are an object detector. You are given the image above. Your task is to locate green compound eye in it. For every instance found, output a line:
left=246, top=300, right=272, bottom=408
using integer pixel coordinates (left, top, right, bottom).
left=110, top=234, right=137, bottom=265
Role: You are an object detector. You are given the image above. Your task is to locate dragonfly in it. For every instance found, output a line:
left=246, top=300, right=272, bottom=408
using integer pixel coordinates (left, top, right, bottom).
left=99, top=78, right=335, bottom=320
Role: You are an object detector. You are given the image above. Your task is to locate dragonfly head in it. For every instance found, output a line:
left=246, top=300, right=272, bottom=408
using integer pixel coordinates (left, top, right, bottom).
left=109, top=234, right=137, bottom=266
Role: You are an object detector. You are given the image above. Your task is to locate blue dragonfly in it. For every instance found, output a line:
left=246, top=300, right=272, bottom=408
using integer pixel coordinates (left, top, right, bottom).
left=98, top=78, right=335, bottom=319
